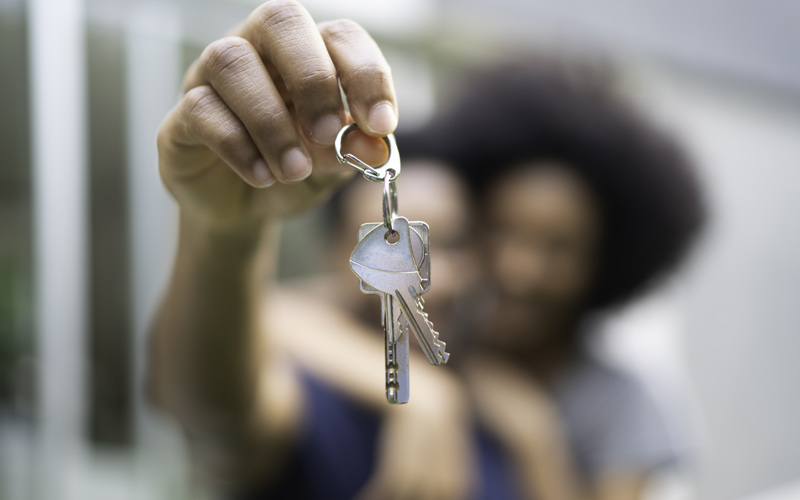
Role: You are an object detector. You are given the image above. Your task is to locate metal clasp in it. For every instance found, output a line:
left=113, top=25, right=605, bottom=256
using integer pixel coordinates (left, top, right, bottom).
left=334, top=122, right=400, bottom=183
left=382, top=175, right=398, bottom=232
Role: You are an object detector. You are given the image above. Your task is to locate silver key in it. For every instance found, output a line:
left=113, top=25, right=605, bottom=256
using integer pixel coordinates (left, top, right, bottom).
left=350, top=217, right=450, bottom=366
left=356, top=222, right=427, bottom=404
left=383, top=293, right=409, bottom=403
left=358, top=269, right=409, bottom=404
left=336, top=122, right=447, bottom=404
left=358, top=221, right=430, bottom=296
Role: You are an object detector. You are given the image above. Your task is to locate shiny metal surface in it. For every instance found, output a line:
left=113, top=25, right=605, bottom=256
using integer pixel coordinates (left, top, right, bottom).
left=334, top=122, right=401, bottom=182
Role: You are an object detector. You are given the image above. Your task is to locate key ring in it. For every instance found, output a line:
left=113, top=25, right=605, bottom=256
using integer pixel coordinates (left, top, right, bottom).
left=334, top=122, right=401, bottom=182
left=383, top=174, right=398, bottom=232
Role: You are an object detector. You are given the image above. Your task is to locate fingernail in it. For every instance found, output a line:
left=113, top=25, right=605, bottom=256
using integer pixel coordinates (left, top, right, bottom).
left=252, top=159, right=275, bottom=187
left=311, top=114, right=343, bottom=145
left=281, top=148, right=312, bottom=181
left=367, top=102, right=397, bottom=136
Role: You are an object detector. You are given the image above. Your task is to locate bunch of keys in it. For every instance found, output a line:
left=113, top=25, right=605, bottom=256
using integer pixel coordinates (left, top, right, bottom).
left=335, top=123, right=450, bottom=404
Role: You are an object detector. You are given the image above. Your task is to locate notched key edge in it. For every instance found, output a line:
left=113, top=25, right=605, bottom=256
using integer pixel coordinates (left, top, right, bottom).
left=394, top=289, right=450, bottom=365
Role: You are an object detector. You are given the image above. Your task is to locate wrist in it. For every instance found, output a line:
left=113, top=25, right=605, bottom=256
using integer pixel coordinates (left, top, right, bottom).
left=177, top=211, right=279, bottom=276
left=180, top=209, right=272, bottom=250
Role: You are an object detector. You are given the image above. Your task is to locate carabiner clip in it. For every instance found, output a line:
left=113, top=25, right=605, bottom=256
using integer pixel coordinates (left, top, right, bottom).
left=334, top=122, right=400, bottom=183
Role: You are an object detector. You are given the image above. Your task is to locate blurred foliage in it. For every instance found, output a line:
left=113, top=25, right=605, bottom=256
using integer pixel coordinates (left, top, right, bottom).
left=0, top=2, right=33, bottom=417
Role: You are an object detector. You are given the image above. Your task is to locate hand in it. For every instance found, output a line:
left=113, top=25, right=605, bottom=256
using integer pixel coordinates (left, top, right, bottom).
left=158, top=0, right=396, bottom=230
left=467, top=357, right=587, bottom=500
left=355, top=380, right=476, bottom=500
left=268, top=287, right=477, bottom=500
left=466, top=357, right=562, bottom=457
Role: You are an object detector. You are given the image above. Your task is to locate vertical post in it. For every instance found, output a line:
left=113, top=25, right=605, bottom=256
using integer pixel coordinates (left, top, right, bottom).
left=28, top=0, right=88, bottom=495
left=125, top=1, right=182, bottom=439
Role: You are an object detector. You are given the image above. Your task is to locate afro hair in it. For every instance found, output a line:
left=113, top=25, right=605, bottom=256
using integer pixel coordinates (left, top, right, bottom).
left=398, top=59, right=705, bottom=311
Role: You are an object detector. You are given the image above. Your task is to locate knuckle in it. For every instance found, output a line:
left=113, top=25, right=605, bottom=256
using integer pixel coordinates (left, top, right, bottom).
left=350, top=61, right=391, bottom=82
left=252, top=106, right=287, bottom=136
left=181, top=86, right=217, bottom=120
left=254, top=0, right=306, bottom=32
left=293, top=65, right=338, bottom=93
left=217, top=128, right=249, bottom=161
left=319, top=18, right=365, bottom=43
left=202, top=36, right=253, bottom=79
left=156, top=121, right=173, bottom=152
left=252, top=107, right=296, bottom=145
left=156, top=130, right=170, bottom=157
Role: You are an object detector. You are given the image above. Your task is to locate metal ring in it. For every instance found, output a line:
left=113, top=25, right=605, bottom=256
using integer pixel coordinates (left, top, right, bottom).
left=383, top=174, right=398, bottom=231
left=334, top=122, right=400, bottom=182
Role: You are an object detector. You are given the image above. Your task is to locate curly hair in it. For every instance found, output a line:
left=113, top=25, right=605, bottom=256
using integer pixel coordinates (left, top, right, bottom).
left=398, top=59, right=705, bottom=311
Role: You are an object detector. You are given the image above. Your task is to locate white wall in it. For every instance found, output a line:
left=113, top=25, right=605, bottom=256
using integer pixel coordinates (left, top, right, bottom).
left=630, top=63, right=800, bottom=500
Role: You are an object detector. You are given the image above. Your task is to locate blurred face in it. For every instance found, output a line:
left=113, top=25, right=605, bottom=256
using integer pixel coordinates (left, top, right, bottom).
left=483, top=163, right=600, bottom=343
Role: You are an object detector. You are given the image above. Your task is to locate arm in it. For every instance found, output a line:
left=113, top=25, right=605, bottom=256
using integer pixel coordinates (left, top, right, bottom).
left=268, top=284, right=463, bottom=411
left=516, top=442, right=647, bottom=500
left=468, top=358, right=650, bottom=500
left=268, top=287, right=476, bottom=500
left=467, top=358, right=584, bottom=500
left=147, top=0, right=397, bottom=489
left=148, top=215, right=289, bottom=487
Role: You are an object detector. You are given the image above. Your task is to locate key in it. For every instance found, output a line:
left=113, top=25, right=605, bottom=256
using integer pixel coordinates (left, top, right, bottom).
left=357, top=221, right=430, bottom=296
left=356, top=221, right=429, bottom=403
left=383, top=293, right=409, bottom=403
left=356, top=223, right=426, bottom=404
left=350, top=217, right=450, bottom=365
left=335, top=122, right=447, bottom=404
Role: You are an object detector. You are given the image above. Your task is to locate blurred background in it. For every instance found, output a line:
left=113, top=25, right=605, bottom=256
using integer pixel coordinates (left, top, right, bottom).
left=1, top=0, right=799, bottom=499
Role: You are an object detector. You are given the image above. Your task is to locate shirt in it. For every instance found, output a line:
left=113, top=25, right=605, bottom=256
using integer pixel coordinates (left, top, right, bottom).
left=242, top=352, right=687, bottom=499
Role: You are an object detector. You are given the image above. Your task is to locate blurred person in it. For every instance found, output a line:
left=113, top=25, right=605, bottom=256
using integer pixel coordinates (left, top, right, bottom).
left=398, top=61, right=705, bottom=499
left=297, top=160, right=477, bottom=332
left=148, top=1, right=704, bottom=499
left=264, top=162, right=479, bottom=499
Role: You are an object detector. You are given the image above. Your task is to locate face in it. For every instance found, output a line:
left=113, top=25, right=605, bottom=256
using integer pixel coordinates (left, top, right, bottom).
left=483, top=163, right=600, bottom=344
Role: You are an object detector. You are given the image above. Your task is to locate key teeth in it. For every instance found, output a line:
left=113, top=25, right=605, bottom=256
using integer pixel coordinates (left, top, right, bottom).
left=413, top=295, right=450, bottom=363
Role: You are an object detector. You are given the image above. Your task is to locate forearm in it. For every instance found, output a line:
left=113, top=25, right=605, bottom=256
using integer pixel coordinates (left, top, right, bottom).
left=470, top=360, right=586, bottom=500
left=269, top=286, right=464, bottom=415
left=514, top=424, right=585, bottom=500
left=516, top=434, right=647, bottom=500
left=148, top=211, right=277, bottom=427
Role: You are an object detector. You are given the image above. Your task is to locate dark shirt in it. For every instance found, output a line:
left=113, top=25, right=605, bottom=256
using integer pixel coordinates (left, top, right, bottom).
left=244, top=354, right=687, bottom=499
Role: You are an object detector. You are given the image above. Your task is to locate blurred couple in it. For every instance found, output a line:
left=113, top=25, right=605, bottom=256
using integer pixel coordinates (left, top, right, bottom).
left=148, top=2, right=704, bottom=499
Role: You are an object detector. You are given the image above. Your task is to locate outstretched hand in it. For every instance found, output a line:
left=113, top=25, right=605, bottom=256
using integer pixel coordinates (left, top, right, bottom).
left=158, top=0, right=395, bottom=229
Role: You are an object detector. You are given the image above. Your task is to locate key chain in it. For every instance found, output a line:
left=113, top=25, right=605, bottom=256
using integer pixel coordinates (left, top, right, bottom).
left=334, top=123, right=449, bottom=404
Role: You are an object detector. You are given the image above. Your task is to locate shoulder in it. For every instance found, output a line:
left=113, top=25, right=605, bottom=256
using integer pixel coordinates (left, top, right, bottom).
left=553, top=353, right=690, bottom=479
left=557, top=354, right=654, bottom=413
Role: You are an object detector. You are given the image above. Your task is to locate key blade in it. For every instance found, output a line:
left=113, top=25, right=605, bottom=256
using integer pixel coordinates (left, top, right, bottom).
left=386, top=318, right=410, bottom=404
left=394, top=289, right=450, bottom=365
left=385, top=295, right=409, bottom=404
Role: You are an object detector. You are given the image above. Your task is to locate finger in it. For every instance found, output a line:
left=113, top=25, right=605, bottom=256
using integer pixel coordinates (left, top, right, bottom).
left=241, top=0, right=345, bottom=145
left=167, top=84, right=275, bottom=188
left=197, top=36, right=312, bottom=183
left=319, top=19, right=397, bottom=137
left=340, top=127, right=390, bottom=167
